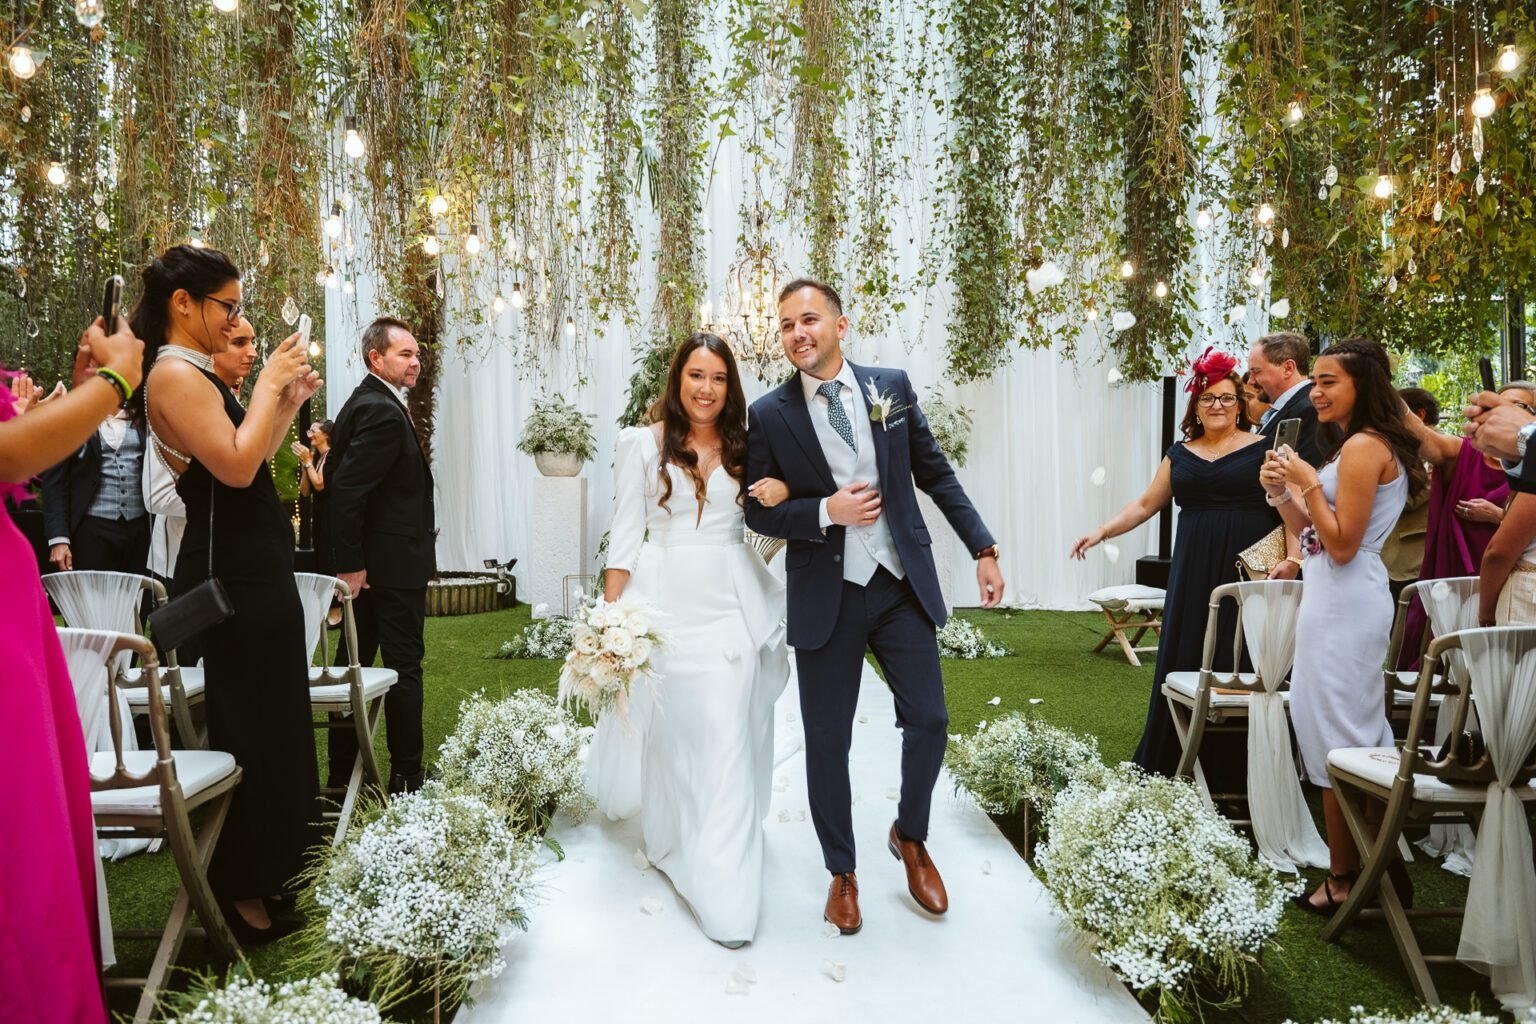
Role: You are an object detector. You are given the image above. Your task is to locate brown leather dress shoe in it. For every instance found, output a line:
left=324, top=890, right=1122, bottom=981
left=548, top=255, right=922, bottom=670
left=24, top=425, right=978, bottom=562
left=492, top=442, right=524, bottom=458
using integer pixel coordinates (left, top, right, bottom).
left=889, top=822, right=948, bottom=915
left=824, top=872, right=862, bottom=934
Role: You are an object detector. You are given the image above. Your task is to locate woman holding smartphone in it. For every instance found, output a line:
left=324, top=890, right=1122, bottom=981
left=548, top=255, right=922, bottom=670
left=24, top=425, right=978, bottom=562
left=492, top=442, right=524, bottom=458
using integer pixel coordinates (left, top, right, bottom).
left=1260, top=338, right=1424, bottom=913
left=1072, top=348, right=1275, bottom=776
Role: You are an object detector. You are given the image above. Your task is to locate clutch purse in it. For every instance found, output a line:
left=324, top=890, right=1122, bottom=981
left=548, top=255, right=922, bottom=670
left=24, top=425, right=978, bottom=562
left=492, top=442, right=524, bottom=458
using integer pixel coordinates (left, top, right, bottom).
left=147, top=577, right=234, bottom=652
left=1235, top=525, right=1287, bottom=581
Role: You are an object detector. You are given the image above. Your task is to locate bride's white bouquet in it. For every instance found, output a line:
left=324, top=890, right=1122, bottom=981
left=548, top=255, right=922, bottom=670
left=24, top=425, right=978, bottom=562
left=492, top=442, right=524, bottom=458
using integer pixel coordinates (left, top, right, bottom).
left=557, top=599, right=663, bottom=724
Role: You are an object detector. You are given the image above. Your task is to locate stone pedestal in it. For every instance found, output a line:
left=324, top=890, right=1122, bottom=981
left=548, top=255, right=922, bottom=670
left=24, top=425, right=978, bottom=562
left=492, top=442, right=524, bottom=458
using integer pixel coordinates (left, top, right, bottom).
left=916, top=490, right=962, bottom=614
left=528, top=476, right=589, bottom=619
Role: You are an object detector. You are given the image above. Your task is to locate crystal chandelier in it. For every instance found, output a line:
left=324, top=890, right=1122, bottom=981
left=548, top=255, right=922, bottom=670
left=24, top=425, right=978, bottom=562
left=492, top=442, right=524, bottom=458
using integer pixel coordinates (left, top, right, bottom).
left=701, top=207, right=794, bottom=383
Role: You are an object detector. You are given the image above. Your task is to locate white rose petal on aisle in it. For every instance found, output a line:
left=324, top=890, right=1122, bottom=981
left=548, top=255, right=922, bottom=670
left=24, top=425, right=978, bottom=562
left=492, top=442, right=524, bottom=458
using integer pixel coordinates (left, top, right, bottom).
left=557, top=598, right=665, bottom=726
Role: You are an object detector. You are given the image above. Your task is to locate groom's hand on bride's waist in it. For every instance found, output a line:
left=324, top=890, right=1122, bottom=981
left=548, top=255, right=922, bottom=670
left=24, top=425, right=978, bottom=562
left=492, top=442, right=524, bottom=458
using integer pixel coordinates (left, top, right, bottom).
left=825, top=481, right=882, bottom=528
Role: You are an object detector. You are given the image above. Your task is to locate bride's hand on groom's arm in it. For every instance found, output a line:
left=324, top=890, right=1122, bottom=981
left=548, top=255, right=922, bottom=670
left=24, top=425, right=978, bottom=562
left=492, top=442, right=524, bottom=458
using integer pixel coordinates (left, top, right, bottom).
left=747, top=477, right=790, bottom=508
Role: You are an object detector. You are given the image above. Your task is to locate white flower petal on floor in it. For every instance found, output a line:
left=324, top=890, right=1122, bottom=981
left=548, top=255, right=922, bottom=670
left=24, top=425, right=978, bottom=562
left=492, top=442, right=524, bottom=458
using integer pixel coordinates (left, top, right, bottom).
left=857, top=714, right=869, bottom=723
left=1090, top=467, right=1107, bottom=486
left=773, top=776, right=788, bottom=792
left=639, top=896, right=663, bottom=916
left=725, top=976, right=751, bottom=995
left=785, top=710, right=798, bottom=723
left=885, top=788, right=899, bottom=800
left=632, top=849, right=651, bottom=870
left=824, top=959, right=848, bottom=983
left=724, top=647, right=740, bottom=663
left=1111, top=311, right=1136, bottom=332
left=733, top=964, right=758, bottom=985
left=822, top=920, right=842, bottom=939
left=987, top=696, right=1001, bottom=706
left=1029, top=698, right=1044, bottom=705
left=777, top=809, right=793, bottom=822
left=981, top=860, right=992, bottom=875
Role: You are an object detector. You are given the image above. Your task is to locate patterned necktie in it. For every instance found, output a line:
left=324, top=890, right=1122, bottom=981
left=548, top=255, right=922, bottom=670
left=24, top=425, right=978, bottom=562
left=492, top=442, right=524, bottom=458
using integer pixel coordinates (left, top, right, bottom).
left=818, top=380, right=856, bottom=452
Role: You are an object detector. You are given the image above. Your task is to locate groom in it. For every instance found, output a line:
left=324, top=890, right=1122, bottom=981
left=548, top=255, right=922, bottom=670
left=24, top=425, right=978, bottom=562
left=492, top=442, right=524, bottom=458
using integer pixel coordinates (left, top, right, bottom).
left=745, top=278, right=1004, bottom=935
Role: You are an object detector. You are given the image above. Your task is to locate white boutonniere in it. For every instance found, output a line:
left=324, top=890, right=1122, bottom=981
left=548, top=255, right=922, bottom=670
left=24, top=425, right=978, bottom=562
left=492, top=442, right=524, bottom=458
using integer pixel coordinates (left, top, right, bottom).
left=865, top=380, right=909, bottom=430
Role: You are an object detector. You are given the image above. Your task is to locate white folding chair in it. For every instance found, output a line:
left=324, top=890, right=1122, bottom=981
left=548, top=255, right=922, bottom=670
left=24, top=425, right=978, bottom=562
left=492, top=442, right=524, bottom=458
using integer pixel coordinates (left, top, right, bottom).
left=1323, top=627, right=1536, bottom=1010
left=44, top=570, right=206, bottom=748
left=294, top=573, right=397, bottom=845
left=1163, top=581, right=1312, bottom=867
left=61, top=628, right=242, bottom=1023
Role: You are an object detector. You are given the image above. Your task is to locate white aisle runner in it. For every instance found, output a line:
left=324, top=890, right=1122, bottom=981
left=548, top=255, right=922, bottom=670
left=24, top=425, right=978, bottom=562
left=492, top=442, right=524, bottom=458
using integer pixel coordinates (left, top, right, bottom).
left=460, top=661, right=1148, bottom=1024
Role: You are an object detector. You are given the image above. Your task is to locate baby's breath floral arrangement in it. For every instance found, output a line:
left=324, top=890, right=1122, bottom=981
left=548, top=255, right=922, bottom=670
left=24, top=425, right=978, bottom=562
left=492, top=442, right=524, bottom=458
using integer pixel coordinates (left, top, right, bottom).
left=495, top=616, right=575, bottom=660
left=163, top=972, right=388, bottom=1024
left=299, top=783, right=541, bottom=1013
left=436, top=690, right=592, bottom=834
left=947, top=714, right=1109, bottom=827
left=936, top=617, right=1011, bottom=659
left=923, top=390, right=975, bottom=468
left=515, top=394, right=597, bottom=460
left=1037, top=771, right=1299, bottom=1021
left=1285, top=1010, right=1502, bottom=1024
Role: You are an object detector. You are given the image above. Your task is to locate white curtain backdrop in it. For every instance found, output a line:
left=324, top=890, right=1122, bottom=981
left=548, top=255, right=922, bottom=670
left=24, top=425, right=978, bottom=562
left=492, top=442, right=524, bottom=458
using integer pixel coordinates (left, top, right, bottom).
left=322, top=0, right=1263, bottom=609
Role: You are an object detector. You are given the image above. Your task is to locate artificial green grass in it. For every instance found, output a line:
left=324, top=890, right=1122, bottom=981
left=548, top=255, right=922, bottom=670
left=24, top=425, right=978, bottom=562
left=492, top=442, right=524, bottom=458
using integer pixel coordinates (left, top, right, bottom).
left=102, top=605, right=1498, bottom=1023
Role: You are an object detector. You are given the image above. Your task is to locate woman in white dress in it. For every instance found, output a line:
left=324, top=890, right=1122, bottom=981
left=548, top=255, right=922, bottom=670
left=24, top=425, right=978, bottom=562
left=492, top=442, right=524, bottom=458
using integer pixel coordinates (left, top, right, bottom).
left=585, top=333, right=790, bottom=947
left=1260, top=338, right=1425, bottom=913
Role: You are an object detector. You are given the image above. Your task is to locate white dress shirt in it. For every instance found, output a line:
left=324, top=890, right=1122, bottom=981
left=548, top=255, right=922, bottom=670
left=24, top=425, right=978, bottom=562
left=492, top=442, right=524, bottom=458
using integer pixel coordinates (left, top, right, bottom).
left=369, top=371, right=410, bottom=411
left=803, top=360, right=905, bottom=585
left=1261, top=377, right=1312, bottom=428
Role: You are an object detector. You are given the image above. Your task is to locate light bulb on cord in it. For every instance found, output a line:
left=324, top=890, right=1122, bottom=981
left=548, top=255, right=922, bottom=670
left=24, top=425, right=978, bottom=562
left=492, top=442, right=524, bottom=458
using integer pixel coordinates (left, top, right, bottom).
left=45, top=162, right=67, bottom=187
left=74, top=0, right=105, bottom=28
left=1498, top=34, right=1521, bottom=73
left=464, top=224, right=481, bottom=256
left=211, top=0, right=238, bottom=12
left=422, top=234, right=440, bottom=256
left=308, top=341, right=321, bottom=358
left=8, top=43, right=37, bottom=81
left=1154, top=280, right=1169, bottom=299
left=323, top=266, right=338, bottom=289
left=1471, top=72, right=1496, bottom=119
left=1373, top=163, right=1394, bottom=200
left=324, top=201, right=343, bottom=238
left=510, top=282, right=525, bottom=309
left=1086, top=305, right=1098, bottom=322
left=343, top=115, right=365, bottom=160
left=342, top=276, right=354, bottom=295
left=189, top=230, right=206, bottom=249
left=1195, top=207, right=1213, bottom=230
left=564, top=315, right=576, bottom=336
left=1248, top=261, right=1267, bottom=288
left=492, top=293, right=506, bottom=314
left=1257, top=201, right=1275, bottom=225
left=1119, top=259, right=1135, bottom=278
left=429, top=193, right=448, bottom=217
left=1287, top=98, right=1304, bottom=123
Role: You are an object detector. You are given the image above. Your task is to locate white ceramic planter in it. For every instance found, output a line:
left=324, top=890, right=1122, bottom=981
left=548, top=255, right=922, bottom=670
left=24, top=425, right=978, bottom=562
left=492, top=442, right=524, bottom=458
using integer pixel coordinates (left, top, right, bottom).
left=534, top=451, right=584, bottom=477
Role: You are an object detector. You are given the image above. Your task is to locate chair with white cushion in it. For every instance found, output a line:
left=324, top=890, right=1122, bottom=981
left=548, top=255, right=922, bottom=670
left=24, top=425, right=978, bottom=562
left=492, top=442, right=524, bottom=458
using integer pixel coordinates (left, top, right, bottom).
left=1087, top=584, right=1165, bottom=667
left=1163, top=581, right=1325, bottom=873
left=1383, top=580, right=1452, bottom=730
left=294, top=573, right=397, bottom=845
left=44, top=570, right=205, bottom=748
left=61, top=628, right=241, bottom=1023
left=1322, top=626, right=1536, bottom=1010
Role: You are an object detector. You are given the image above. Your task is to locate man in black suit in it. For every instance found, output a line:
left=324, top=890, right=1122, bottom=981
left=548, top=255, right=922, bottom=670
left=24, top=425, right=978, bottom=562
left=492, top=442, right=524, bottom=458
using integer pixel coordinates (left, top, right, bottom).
left=40, top=406, right=150, bottom=575
left=1248, top=330, right=1320, bottom=581
left=326, top=317, right=435, bottom=794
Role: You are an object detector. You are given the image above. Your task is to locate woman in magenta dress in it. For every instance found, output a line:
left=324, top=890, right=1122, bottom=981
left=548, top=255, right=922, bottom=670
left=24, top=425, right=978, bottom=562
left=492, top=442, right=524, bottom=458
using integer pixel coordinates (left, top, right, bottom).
left=1, top=315, right=144, bottom=1023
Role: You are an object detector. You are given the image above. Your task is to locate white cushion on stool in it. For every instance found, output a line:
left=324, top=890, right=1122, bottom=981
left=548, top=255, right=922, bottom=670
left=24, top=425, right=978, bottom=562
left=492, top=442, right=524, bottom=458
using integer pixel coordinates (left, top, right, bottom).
left=1087, top=584, right=1167, bottom=614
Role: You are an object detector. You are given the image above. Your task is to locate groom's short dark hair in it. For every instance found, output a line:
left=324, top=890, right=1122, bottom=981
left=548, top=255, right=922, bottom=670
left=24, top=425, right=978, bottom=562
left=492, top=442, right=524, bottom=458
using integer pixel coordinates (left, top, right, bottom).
left=779, top=277, right=842, bottom=315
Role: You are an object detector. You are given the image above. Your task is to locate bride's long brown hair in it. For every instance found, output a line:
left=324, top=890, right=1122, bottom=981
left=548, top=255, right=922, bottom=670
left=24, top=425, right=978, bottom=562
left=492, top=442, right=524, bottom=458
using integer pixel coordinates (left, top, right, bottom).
left=650, top=332, right=749, bottom=514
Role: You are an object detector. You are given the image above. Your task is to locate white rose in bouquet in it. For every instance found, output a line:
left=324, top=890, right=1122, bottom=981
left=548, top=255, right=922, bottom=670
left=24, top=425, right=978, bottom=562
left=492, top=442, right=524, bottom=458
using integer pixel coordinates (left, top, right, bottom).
left=630, top=635, right=653, bottom=665
left=624, top=606, right=651, bottom=634
left=572, top=625, right=600, bottom=656
left=605, top=626, right=636, bottom=657
left=587, top=606, right=610, bottom=629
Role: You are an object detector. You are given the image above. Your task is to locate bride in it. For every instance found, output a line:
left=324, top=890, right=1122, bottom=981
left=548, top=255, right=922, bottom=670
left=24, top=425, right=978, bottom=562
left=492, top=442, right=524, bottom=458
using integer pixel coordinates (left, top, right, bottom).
left=585, top=332, right=791, bottom=948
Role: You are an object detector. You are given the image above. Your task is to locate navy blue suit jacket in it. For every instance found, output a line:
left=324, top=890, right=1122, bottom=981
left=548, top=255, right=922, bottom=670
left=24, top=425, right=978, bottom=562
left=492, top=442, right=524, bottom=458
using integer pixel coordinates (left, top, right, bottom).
left=744, top=361, right=994, bottom=651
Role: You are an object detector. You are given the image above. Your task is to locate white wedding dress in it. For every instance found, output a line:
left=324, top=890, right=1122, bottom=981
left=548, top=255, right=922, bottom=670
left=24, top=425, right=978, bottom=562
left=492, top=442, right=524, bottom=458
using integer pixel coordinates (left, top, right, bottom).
left=585, top=425, right=789, bottom=942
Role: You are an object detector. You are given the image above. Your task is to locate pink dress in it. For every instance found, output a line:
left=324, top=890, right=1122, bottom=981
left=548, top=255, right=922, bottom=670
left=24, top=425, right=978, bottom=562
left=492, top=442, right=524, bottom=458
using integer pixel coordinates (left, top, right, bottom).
left=0, top=381, right=106, bottom=1022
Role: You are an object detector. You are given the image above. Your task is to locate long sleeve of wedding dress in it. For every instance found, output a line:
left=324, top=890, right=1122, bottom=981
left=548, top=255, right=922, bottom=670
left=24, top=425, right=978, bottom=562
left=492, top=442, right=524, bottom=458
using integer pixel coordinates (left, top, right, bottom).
left=606, top=427, right=650, bottom=575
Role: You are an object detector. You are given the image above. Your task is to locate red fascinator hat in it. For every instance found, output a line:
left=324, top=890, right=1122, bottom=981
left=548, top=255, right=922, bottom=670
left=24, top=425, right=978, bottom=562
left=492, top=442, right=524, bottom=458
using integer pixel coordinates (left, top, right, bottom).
left=1185, top=346, right=1237, bottom=395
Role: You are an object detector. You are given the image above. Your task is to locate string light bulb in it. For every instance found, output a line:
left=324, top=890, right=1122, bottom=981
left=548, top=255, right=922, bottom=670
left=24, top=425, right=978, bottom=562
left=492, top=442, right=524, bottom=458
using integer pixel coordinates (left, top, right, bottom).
left=422, top=234, right=440, bottom=256
left=343, top=115, right=365, bottom=160
left=74, top=0, right=105, bottom=28
left=1085, top=305, right=1098, bottom=322
left=1287, top=98, right=1304, bottom=123
left=1195, top=207, right=1213, bottom=230
left=492, top=293, right=506, bottom=314
left=564, top=315, right=576, bottom=336
left=324, top=201, right=343, bottom=238
left=45, top=162, right=67, bottom=187
left=510, top=282, right=524, bottom=309
left=1154, top=280, right=1169, bottom=299
left=1498, top=34, right=1521, bottom=74
left=342, top=275, right=354, bottom=295
left=323, top=265, right=338, bottom=289
left=211, top=0, right=238, bottom=12
left=1119, top=259, right=1135, bottom=278
left=7, top=43, right=37, bottom=81
left=308, top=340, right=322, bottom=358
left=1247, top=261, right=1267, bottom=288
left=1373, top=163, right=1394, bottom=200
left=1257, top=201, right=1275, bottom=225
left=428, top=193, right=448, bottom=217
left=464, top=224, right=481, bottom=256
left=1471, top=73, right=1496, bottom=119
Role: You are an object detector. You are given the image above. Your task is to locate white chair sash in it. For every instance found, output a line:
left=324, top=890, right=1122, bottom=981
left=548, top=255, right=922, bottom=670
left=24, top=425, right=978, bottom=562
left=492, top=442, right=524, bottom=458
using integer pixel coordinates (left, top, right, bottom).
left=293, top=573, right=339, bottom=667
left=56, top=627, right=122, bottom=969
left=1457, top=627, right=1536, bottom=1012
left=43, top=570, right=145, bottom=679
left=1239, top=581, right=1329, bottom=872
left=1417, top=577, right=1482, bottom=872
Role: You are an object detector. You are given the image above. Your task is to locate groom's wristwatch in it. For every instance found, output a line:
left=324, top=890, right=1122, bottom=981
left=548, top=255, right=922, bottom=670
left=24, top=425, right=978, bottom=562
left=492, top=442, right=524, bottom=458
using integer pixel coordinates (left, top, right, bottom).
left=973, top=543, right=999, bottom=561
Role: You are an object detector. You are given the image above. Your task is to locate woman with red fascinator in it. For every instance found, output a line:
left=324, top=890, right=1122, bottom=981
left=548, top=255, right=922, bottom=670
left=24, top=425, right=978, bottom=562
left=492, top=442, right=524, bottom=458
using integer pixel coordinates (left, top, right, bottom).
left=1072, top=347, right=1277, bottom=777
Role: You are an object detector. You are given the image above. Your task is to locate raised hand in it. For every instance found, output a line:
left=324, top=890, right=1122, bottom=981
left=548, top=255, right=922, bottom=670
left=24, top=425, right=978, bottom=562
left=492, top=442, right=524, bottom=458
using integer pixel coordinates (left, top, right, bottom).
left=8, top=372, right=41, bottom=415
left=82, top=316, right=144, bottom=390
left=256, top=331, right=310, bottom=397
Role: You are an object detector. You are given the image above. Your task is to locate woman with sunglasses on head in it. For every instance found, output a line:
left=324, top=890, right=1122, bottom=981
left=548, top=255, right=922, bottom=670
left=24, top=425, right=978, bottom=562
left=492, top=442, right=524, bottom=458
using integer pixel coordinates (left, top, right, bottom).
left=138, top=244, right=321, bottom=943
left=1072, top=348, right=1275, bottom=777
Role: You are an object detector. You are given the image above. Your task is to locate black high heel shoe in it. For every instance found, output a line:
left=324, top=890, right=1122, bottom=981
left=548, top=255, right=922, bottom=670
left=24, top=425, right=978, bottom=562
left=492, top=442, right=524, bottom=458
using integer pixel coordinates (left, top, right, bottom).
left=1293, top=871, right=1358, bottom=916
left=217, top=900, right=301, bottom=946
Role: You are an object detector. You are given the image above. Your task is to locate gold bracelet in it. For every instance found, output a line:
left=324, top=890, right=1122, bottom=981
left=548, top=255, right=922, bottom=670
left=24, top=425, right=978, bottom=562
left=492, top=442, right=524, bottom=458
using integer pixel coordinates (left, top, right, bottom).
left=1300, top=482, right=1322, bottom=500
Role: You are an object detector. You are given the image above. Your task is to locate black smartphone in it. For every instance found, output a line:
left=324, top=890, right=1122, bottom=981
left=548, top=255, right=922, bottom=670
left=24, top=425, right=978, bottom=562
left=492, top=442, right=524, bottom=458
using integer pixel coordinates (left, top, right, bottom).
left=101, top=274, right=123, bottom=329
left=1273, top=417, right=1302, bottom=455
left=1479, top=356, right=1496, bottom=394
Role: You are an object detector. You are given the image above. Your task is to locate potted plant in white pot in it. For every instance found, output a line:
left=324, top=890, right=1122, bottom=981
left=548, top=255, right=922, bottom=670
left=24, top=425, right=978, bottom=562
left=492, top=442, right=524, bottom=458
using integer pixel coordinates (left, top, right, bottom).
left=518, top=394, right=597, bottom=476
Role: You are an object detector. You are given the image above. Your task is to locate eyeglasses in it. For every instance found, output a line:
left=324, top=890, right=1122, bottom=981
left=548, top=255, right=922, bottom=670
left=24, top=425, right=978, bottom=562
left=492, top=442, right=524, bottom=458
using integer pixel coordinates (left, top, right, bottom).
left=201, top=294, right=243, bottom=324
left=1197, top=394, right=1240, bottom=408
left=1515, top=401, right=1536, bottom=416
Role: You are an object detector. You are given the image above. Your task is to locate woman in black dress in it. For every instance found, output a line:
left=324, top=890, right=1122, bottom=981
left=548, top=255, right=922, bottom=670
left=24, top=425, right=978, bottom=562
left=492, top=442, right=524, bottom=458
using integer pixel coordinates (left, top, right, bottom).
left=137, top=245, right=321, bottom=941
left=1072, top=348, right=1280, bottom=775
